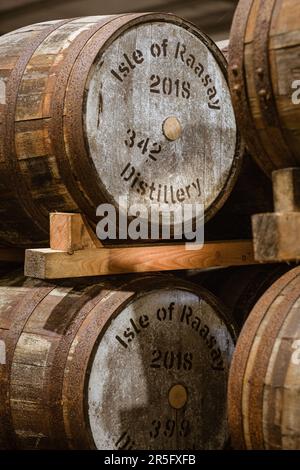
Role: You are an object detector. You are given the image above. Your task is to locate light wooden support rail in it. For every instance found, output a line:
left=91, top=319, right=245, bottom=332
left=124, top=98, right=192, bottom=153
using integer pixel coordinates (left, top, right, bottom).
left=24, top=213, right=257, bottom=279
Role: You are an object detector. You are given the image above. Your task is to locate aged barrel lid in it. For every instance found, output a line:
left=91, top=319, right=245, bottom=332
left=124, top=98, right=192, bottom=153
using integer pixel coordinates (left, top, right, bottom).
left=83, top=14, right=242, bottom=231
left=86, top=282, right=235, bottom=449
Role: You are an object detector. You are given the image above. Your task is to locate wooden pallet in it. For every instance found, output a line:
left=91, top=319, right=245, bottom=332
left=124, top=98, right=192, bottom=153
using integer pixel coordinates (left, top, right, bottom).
left=24, top=212, right=257, bottom=279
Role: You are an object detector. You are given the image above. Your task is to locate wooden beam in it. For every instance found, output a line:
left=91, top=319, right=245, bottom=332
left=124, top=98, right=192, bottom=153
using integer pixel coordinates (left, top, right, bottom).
left=252, top=168, right=300, bottom=262
left=25, top=240, right=257, bottom=279
left=252, top=213, right=300, bottom=262
left=50, top=212, right=102, bottom=252
left=272, top=167, right=300, bottom=213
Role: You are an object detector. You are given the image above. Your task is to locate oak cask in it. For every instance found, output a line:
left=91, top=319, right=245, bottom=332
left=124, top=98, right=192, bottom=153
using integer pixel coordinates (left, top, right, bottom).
left=229, top=0, right=300, bottom=175
left=228, top=266, right=300, bottom=449
left=0, top=14, right=242, bottom=247
left=0, top=272, right=236, bottom=449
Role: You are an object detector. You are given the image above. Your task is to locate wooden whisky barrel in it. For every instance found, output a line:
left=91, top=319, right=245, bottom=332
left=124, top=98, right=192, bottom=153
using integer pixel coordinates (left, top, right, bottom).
left=0, top=272, right=236, bottom=450
left=190, top=264, right=291, bottom=330
left=228, top=266, right=300, bottom=449
left=229, top=0, right=300, bottom=176
left=0, top=14, right=243, bottom=247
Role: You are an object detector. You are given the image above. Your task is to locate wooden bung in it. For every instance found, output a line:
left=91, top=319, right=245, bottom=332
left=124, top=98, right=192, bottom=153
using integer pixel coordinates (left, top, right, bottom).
left=228, top=266, right=300, bottom=449
left=0, top=14, right=243, bottom=247
left=229, top=0, right=300, bottom=176
left=0, top=272, right=236, bottom=449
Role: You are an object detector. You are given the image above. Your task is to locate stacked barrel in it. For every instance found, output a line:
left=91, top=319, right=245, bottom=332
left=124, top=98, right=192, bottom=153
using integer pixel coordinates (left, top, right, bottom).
left=0, top=12, right=243, bottom=450
left=0, top=271, right=237, bottom=449
left=0, top=13, right=243, bottom=246
left=225, top=0, right=300, bottom=450
left=229, top=0, right=300, bottom=175
left=228, top=266, right=300, bottom=450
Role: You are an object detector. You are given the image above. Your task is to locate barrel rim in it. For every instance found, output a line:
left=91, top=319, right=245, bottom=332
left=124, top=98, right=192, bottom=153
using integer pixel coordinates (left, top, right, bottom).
left=68, top=12, right=244, bottom=226
left=59, top=274, right=237, bottom=448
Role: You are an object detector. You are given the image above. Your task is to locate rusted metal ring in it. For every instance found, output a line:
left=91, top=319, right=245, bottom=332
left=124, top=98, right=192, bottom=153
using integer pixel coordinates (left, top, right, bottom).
left=229, top=0, right=273, bottom=176
left=253, top=0, right=296, bottom=168
left=246, top=269, right=300, bottom=449
left=49, top=16, right=125, bottom=222
left=0, top=279, right=56, bottom=449
left=228, top=267, right=300, bottom=449
left=65, top=12, right=244, bottom=225
left=2, top=19, right=73, bottom=235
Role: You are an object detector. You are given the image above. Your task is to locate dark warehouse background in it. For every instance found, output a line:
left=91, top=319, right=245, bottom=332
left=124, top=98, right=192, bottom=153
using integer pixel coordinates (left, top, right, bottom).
left=0, top=0, right=238, bottom=40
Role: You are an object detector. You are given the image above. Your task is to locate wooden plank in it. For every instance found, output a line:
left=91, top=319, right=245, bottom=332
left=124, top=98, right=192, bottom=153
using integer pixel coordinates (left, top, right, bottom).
left=50, top=212, right=102, bottom=252
left=272, top=167, right=300, bottom=213
left=25, top=240, right=257, bottom=279
left=252, top=168, right=300, bottom=262
left=252, top=212, right=300, bottom=262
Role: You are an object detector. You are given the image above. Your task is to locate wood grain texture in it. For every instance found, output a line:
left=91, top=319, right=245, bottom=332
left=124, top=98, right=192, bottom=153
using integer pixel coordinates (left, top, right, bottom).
left=252, top=168, right=300, bottom=262
left=50, top=213, right=102, bottom=252
left=272, top=168, right=300, bottom=213
left=228, top=266, right=300, bottom=449
left=0, top=272, right=236, bottom=449
left=24, top=240, right=256, bottom=279
left=252, top=212, right=300, bottom=261
left=229, top=0, right=300, bottom=175
left=0, top=13, right=242, bottom=247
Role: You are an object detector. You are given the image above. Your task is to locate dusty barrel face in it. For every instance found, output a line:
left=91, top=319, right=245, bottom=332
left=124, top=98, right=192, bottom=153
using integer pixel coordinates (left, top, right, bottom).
left=229, top=0, right=300, bottom=176
left=0, top=273, right=236, bottom=450
left=228, top=266, right=300, bottom=449
left=0, top=13, right=242, bottom=247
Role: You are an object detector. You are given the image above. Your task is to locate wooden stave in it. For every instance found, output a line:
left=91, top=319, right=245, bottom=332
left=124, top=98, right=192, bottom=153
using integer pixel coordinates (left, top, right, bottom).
left=0, top=19, right=72, bottom=247
left=264, top=294, right=300, bottom=449
left=0, top=15, right=124, bottom=247
left=229, top=0, right=300, bottom=176
left=228, top=266, right=300, bottom=449
left=0, top=272, right=237, bottom=450
left=0, top=14, right=243, bottom=247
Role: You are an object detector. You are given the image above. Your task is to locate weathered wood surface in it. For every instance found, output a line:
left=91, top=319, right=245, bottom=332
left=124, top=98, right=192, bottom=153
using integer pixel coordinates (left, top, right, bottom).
left=0, top=14, right=242, bottom=247
left=273, top=167, right=300, bottom=213
left=189, top=264, right=291, bottom=331
left=252, top=168, right=300, bottom=261
left=0, top=272, right=236, bottom=449
left=229, top=0, right=300, bottom=176
left=24, top=240, right=256, bottom=279
left=50, top=213, right=102, bottom=252
left=228, top=266, right=300, bottom=449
